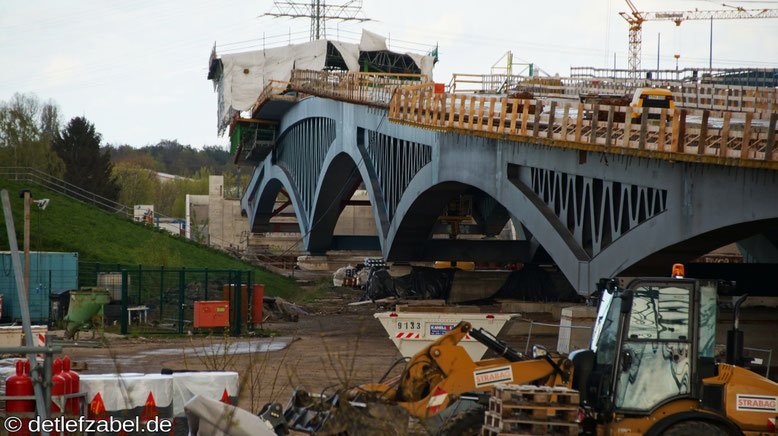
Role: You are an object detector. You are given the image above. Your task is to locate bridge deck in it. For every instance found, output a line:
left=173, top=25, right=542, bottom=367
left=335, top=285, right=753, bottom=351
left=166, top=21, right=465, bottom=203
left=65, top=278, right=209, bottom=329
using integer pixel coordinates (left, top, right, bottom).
left=390, top=84, right=778, bottom=170
left=449, top=73, right=778, bottom=116
left=242, top=69, right=777, bottom=170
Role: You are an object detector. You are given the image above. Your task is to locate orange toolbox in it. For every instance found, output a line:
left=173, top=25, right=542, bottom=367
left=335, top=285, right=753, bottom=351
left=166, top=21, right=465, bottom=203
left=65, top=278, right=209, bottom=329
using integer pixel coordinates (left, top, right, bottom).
left=193, top=301, right=229, bottom=328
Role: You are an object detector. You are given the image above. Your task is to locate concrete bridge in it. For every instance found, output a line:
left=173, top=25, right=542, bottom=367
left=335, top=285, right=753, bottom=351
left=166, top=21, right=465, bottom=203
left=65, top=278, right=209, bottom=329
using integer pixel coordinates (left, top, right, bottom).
left=240, top=71, right=778, bottom=293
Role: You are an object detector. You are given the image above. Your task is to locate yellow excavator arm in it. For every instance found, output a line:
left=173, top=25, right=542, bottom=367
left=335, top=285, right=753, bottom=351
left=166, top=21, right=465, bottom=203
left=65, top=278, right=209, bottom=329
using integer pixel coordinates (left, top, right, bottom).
left=356, top=321, right=573, bottom=419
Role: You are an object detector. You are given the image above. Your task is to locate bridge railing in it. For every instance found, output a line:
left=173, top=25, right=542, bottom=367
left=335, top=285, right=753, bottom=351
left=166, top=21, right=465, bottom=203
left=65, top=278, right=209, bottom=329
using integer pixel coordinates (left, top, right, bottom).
left=288, top=69, right=429, bottom=108
left=250, top=79, right=299, bottom=114
left=389, top=87, right=778, bottom=168
left=448, top=74, right=777, bottom=118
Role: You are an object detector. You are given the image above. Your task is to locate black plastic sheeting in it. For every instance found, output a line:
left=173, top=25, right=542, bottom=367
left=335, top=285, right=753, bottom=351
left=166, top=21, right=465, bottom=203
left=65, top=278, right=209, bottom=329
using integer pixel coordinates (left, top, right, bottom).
left=363, top=264, right=581, bottom=303
left=363, top=267, right=456, bottom=301
left=493, top=264, right=580, bottom=302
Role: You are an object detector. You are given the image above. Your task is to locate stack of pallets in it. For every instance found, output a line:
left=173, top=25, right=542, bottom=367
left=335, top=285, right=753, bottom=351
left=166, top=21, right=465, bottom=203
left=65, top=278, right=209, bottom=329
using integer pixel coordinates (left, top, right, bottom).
left=481, top=384, right=579, bottom=436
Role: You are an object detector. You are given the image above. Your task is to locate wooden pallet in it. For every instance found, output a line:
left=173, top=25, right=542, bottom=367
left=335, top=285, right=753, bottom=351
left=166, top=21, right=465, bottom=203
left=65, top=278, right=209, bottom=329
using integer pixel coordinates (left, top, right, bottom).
left=489, top=396, right=578, bottom=422
left=481, top=384, right=579, bottom=436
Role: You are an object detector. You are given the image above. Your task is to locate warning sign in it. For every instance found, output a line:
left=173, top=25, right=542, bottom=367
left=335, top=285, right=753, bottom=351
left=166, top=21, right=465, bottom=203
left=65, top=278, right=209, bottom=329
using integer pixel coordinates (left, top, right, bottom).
left=736, top=394, right=778, bottom=412
left=473, top=366, right=513, bottom=388
left=429, top=324, right=454, bottom=336
left=89, top=393, right=108, bottom=419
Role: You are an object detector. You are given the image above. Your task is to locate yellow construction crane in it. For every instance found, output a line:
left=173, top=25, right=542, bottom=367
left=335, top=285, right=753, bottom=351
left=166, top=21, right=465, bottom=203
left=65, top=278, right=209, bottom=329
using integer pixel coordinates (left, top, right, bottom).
left=620, top=0, right=778, bottom=74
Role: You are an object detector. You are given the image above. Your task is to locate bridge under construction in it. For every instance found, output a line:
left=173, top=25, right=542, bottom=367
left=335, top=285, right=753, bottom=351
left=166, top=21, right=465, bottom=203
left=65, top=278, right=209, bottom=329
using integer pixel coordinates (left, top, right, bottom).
left=209, top=30, right=778, bottom=293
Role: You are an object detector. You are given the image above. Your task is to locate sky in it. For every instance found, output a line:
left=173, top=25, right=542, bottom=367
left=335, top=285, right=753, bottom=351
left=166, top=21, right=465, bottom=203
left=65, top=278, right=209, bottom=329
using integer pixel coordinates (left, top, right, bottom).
left=1, top=0, right=776, bottom=150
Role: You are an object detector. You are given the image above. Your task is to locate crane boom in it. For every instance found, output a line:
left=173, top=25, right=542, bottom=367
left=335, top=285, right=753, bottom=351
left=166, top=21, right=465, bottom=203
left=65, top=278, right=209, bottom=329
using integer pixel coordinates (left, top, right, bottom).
left=642, top=8, right=778, bottom=23
left=620, top=1, right=778, bottom=77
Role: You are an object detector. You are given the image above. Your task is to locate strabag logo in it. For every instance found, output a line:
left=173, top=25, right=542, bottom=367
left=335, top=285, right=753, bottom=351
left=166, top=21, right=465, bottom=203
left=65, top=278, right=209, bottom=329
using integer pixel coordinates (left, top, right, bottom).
left=736, top=394, right=778, bottom=412
left=473, top=366, right=513, bottom=388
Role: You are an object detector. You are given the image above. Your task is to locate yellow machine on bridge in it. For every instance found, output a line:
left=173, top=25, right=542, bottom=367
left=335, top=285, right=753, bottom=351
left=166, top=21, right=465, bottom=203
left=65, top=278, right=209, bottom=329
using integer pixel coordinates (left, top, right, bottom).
left=629, top=87, right=675, bottom=119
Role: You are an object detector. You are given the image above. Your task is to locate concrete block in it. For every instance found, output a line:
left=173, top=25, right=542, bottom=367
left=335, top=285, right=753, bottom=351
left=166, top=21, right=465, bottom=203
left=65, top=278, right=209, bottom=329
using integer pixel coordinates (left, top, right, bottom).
left=297, top=256, right=330, bottom=271
left=557, top=305, right=596, bottom=355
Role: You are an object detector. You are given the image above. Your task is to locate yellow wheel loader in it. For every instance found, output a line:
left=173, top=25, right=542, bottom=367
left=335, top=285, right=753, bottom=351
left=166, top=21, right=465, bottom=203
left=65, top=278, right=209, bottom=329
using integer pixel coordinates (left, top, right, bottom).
left=572, top=274, right=778, bottom=436
left=267, top=267, right=778, bottom=435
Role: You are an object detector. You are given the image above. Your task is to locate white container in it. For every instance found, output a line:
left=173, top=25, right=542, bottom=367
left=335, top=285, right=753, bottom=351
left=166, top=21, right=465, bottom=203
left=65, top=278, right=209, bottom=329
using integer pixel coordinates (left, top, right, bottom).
left=374, top=312, right=514, bottom=360
left=0, top=325, right=48, bottom=348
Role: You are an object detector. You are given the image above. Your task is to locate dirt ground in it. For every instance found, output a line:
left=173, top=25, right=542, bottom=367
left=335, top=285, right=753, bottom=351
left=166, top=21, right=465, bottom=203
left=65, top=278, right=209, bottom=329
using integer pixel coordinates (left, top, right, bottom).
left=63, top=285, right=560, bottom=421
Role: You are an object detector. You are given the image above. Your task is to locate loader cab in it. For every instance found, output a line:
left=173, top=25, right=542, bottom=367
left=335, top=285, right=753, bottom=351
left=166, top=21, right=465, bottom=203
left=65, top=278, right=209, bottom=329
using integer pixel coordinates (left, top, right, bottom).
left=573, top=277, right=718, bottom=419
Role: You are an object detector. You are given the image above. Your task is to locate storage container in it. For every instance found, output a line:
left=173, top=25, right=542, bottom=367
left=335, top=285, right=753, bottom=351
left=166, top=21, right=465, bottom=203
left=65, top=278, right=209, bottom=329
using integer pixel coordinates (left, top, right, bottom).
left=374, top=311, right=514, bottom=360
left=193, top=301, right=229, bottom=328
left=0, top=251, right=78, bottom=321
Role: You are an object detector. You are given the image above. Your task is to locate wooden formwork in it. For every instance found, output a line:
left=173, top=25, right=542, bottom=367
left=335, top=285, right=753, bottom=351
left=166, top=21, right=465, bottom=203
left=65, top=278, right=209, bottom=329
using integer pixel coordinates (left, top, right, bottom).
left=481, top=384, right=579, bottom=436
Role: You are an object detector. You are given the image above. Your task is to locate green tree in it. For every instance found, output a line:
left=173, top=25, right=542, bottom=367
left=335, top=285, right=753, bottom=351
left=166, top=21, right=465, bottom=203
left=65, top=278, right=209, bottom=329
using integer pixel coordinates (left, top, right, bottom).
left=53, top=116, right=120, bottom=200
left=39, top=100, right=61, bottom=146
left=223, top=168, right=250, bottom=199
left=0, top=93, right=65, bottom=176
left=113, top=162, right=160, bottom=206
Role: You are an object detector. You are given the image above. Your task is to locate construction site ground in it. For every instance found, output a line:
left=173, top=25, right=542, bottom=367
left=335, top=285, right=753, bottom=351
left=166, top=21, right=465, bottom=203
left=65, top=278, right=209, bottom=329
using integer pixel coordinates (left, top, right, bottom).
left=62, top=284, right=561, bottom=425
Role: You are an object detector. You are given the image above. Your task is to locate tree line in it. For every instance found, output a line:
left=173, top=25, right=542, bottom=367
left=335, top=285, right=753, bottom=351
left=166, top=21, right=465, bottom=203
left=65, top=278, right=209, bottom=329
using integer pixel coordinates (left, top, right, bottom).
left=0, top=93, right=246, bottom=218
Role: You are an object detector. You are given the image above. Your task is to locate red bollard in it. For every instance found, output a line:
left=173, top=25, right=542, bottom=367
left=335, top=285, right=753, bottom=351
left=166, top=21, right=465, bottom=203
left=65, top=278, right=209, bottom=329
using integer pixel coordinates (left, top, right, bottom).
left=58, top=358, right=74, bottom=417
left=62, top=356, right=81, bottom=416
left=5, top=360, right=33, bottom=436
left=51, top=359, right=66, bottom=436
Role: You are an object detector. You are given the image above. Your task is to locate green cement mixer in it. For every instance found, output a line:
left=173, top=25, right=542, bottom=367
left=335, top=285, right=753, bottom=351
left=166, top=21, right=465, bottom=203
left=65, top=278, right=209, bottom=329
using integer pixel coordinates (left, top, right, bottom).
left=64, top=287, right=110, bottom=339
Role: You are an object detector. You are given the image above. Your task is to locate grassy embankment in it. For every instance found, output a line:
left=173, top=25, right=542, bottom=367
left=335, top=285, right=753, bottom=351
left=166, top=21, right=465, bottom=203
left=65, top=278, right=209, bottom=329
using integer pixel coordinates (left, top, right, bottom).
left=0, top=176, right=299, bottom=298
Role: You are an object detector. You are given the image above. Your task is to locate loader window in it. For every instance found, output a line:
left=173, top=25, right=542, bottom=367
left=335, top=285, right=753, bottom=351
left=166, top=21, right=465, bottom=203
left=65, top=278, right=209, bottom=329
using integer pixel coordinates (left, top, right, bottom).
left=593, top=293, right=622, bottom=366
left=627, top=286, right=690, bottom=341
left=615, top=283, right=694, bottom=412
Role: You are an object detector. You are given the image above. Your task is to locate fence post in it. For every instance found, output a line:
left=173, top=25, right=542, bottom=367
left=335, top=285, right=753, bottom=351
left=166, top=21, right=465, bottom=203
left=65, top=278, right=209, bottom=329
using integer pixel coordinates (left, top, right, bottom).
left=525, top=321, right=534, bottom=355
left=204, top=268, right=209, bottom=301
left=159, top=266, right=164, bottom=322
left=233, top=270, right=242, bottom=336
left=121, top=270, right=128, bottom=335
left=178, top=268, right=185, bottom=334
left=247, top=270, right=253, bottom=330
left=137, top=264, right=142, bottom=305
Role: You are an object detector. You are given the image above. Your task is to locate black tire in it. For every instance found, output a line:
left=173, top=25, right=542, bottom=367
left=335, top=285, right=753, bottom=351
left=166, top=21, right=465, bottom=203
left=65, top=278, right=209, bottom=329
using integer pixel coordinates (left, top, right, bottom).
left=436, top=407, right=485, bottom=436
left=662, top=420, right=728, bottom=436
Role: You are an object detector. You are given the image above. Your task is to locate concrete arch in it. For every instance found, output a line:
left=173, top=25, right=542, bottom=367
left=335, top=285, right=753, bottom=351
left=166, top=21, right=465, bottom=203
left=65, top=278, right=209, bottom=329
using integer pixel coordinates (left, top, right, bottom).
left=245, top=161, right=310, bottom=236
left=385, top=166, right=590, bottom=289
left=306, top=152, right=364, bottom=253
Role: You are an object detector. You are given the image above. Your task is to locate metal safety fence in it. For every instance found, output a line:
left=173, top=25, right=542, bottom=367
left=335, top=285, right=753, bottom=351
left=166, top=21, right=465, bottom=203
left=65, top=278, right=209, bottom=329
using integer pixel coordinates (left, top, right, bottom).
left=79, top=262, right=255, bottom=336
left=516, top=318, right=594, bottom=355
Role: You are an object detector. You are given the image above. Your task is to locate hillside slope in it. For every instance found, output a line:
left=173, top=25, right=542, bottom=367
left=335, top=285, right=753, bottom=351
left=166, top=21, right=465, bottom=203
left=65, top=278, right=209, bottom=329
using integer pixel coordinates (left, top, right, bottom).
left=0, top=177, right=297, bottom=297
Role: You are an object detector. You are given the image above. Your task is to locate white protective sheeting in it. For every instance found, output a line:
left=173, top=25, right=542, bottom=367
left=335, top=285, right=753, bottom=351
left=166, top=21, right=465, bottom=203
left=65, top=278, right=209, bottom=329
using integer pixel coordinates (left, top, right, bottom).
left=213, top=30, right=436, bottom=131
left=79, top=373, right=173, bottom=411
left=404, top=52, right=435, bottom=80
left=330, top=41, right=361, bottom=71
left=171, top=371, right=239, bottom=417
left=359, top=29, right=388, bottom=51
left=184, top=395, right=277, bottom=436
